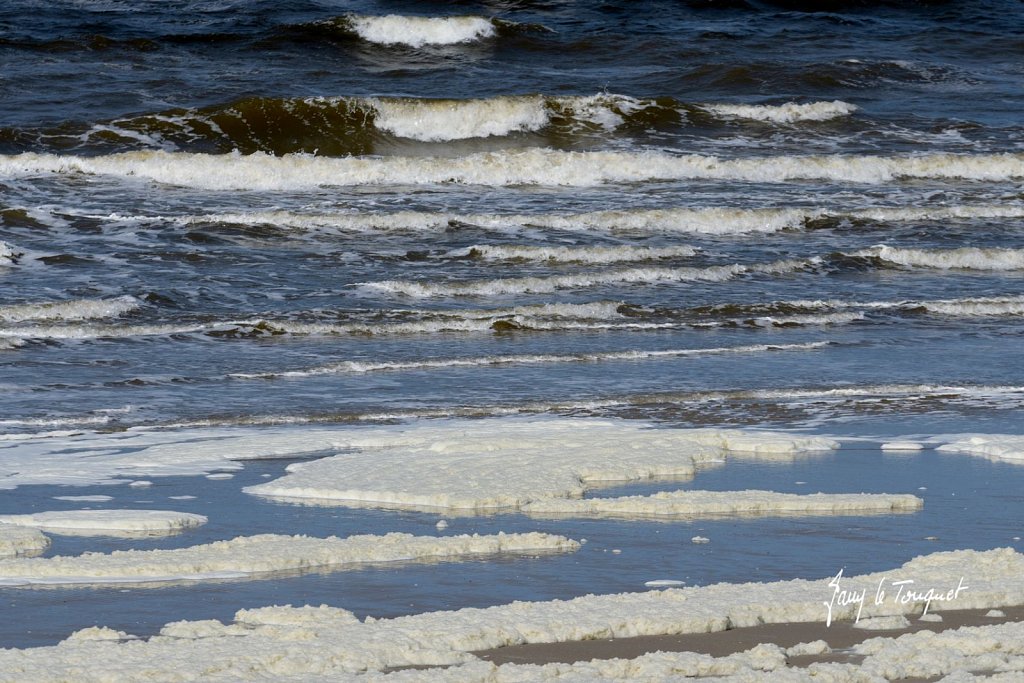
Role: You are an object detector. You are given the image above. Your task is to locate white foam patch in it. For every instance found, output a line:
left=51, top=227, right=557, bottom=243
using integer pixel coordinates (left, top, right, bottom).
left=370, top=96, right=548, bottom=141
left=347, top=14, right=496, bottom=47
left=703, top=100, right=858, bottom=123
left=52, top=495, right=114, bottom=502
left=235, top=342, right=830, bottom=379
left=857, top=244, right=1024, bottom=271
left=0, top=526, right=50, bottom=558
left=5, top=150, right=1022, bottom=190
left=0, top=427, right=324, bottom=490
left=359, top=258, right=808, bottom=297
left=0, top=548, right=1021, bottom=679
left=0, top=510, right=207, bottom=538
left=935, top=434, right=1024, bottom=463
left=63, top=627, right=137, bottom=643
left=0, top=531, right=577, bottom=587
left=521, top=489, right=922, bottom=518
left=458, top=244, right=698, bottom=264
left=0, top=240, right=23, bottom=263
left=0, top=296, right=139, bottom=323
left=244, top=417, right=841, bottom=512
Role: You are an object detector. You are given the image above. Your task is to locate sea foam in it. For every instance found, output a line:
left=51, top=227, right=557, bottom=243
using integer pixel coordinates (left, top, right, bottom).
left=0, top=510, right=207, bottom=538
left=346, top=14, right=496, bottom=47
left=4, top=150, right=1022, bottom=190
left=702, top=100, right=858, bottom=123
left=0, top=531, right=577, bottom=586
left=0, top=548, right=1020, bottom=679
left=244, top=418, right=846, bottom=512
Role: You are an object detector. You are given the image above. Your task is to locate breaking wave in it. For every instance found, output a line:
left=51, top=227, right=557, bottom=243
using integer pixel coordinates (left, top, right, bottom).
left=0, top=297, right=140, bottom=323
left=358, top=258, right=810, bottom=297
left=6, top=94, right=861, bottom=155
left=4, top=293, right=1022, bottom=346
left=7, top=149, right=1022, bottom=190
left=161, top=203, right=1024, bottom=238
left=231, top=342, right=832, bottom=378
left=701, top=100, right=857, bottom=123
left=342, top=14, right=497, bottom=47
left=855, top=245, right=1024, bottom=271
left=453, top=244, right=698, bottom=264
left=177, top=207, right=815, bottom=236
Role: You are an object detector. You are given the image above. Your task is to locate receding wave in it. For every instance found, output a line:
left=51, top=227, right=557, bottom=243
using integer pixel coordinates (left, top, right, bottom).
left=701, top=100, right=857, bottom=123
left=148, top=383, right=1024, bottom=431
left=453, top=244, right=699, bottom=264
left=232, top=342, right=831, bottom=379
left=7, top=149, right=1022, bottom=190
left=358, top=258, right=810, bottom=297
left=0, top=296, right=139, bottom=323
left=854, top=245, right=1024, bottom=271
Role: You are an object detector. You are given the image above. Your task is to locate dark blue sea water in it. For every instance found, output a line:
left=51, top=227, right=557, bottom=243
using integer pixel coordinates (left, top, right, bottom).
left=1, top=0, right=1023, bottom=650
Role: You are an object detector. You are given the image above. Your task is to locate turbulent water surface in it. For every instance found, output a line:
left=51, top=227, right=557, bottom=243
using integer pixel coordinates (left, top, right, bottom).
left=1, top=0, right=1023, bottom=648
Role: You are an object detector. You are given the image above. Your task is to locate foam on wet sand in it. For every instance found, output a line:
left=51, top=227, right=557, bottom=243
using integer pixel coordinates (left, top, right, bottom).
left=0, top=548, right=1020, bottom=680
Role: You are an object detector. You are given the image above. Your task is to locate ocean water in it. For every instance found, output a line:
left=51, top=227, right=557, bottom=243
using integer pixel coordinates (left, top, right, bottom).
left=1, top=0, right=1023, bottom=649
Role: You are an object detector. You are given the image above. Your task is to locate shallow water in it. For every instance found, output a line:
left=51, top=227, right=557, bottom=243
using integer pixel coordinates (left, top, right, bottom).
left=2, top=0, right=1023, bottom=651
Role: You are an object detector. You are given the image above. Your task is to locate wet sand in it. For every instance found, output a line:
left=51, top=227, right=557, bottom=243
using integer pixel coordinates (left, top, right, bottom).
left=474, top=604, right=1024, bottom=668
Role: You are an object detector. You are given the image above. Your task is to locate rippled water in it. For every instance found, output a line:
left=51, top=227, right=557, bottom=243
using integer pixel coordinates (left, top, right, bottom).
left=1, top=0, right=1023, bottom=649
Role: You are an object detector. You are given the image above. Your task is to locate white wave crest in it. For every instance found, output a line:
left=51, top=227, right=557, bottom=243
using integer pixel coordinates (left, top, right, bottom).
left=848, top=205, right=1024, bottom=222
left=360, top=258, right=809, bottom=297
left=370, top=95, right=549, bottom=141
left=233, top=342, right=830, bottom=378
left=111, top=203, right=1024, bottom=238
left=0, top=296, right=139, bottom=323
left=0, top=241, right=23, bottom=263
left=858, top=245, right=1024, bottom=271
left=918, top=296, right=1024, bottom=316
left=703, top=100, right=858, bottom=123
left=6, top=150, right=1022, bottom=190
left=457, top=244, right=698, bottom=264
left=347, top=14, right=496, bottom=47
left=549, top=94, right=659, bottom=130
left=185, top=206, right=816, bottom=236
left=367, top=93, right=658, bottom=141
